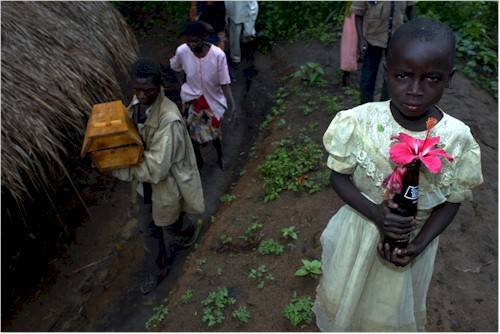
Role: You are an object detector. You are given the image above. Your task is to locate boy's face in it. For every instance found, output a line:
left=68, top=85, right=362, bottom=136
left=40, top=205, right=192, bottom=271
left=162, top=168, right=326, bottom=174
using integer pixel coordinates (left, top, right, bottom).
left=133, top=76, right=159, bottom=106
left=387, top=39, right=454, bottom=119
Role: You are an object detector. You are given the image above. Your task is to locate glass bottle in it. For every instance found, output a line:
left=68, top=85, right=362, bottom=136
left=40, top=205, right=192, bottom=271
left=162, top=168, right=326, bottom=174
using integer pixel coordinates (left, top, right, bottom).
left=384, top=159, right=420, bottom=250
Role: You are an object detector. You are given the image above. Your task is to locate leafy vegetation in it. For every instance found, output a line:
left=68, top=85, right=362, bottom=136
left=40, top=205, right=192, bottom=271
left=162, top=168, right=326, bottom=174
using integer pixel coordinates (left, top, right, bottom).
left=260, top=87, right=288, bottom=130
left=258, top=135, right=324, bottom=202
left=283, top=293, right=314, bottom=328
left=256, top=2, right=344, bottom=43
left=241, top=222, right=263, bottom=242
left=219, top=234, right=233, bottom=246
left=220, top=194, right=237, bottom=203
left=292, top=62, right=328, bottom=86
left=258, top=239, right=284, bottom=256
left=248, top=265, right=275, bottom=289
left=295, top=259, right=322, bottom=277
left=180, top=289, right=194, bottom=305
left=145, top=304, right=169, bottom=330
left=320, top=95, right=344, bottom=116
left=201, top=287, right=236, bottom=327
left=281, top=226, right=298, bottom=240
left=232, top=307, right=251, bottom=324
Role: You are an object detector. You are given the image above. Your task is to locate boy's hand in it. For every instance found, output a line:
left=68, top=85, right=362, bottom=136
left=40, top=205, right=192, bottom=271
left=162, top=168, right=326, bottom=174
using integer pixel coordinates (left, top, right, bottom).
left=377, top=242, right=422, bottom=267
left=376, top=199, right=416, bottom=240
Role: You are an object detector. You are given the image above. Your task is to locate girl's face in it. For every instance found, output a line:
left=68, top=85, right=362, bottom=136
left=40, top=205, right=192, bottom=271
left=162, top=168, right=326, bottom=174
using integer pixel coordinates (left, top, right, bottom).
left=387, top=39, right=454, bottom=119
left=186, top=35, right=205, bottom=53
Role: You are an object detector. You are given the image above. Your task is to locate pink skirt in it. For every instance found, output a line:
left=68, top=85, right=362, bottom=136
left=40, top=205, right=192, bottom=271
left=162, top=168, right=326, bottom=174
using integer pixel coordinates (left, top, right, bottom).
left=340, top=13, right=358, bottom=72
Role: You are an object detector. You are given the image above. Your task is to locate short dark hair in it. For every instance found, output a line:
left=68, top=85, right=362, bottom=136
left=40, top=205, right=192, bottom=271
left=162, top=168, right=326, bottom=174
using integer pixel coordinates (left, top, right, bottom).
left=131, top=57, right=162, bottom=86
left=387, top=18, right=456, bottom=67
left=182, top=21, right=212, bottom=38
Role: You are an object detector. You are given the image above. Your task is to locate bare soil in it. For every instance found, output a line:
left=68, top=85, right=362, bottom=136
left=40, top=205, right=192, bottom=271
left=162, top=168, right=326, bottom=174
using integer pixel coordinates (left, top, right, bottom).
left=3, top=25, right=497, bottom=332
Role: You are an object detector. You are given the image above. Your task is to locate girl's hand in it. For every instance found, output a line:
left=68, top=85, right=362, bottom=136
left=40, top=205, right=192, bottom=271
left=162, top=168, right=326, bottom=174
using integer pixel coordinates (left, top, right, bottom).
left=375, top=199, right=417, bottom=241
left=377, top=242, right=423, bottom=267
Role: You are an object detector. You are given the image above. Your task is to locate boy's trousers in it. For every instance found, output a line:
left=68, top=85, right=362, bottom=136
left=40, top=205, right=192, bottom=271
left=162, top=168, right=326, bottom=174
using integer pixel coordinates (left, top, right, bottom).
left=137, top=195, right=177, bottom=277
left=360, top=42, right=389, bottom=104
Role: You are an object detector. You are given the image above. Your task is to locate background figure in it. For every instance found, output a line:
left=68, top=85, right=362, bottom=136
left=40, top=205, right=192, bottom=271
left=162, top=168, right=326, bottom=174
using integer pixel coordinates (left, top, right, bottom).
left=353, top=1, right=415, bottom=103
left=339, top=2, right=358, bottom=87
left=190, top=1, right=227, bottom=50
left=224, top=1, right=259, bottom=69
left=170, top=21, right=235, bottom=170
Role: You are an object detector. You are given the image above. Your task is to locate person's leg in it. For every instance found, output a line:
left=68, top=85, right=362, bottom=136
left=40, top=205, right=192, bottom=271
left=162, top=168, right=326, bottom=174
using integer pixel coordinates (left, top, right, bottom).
left=228, top=18, right=243, bottom=65
left=359, top=43, right=384, bottom=104
left=191, top=139, right=204, bottom=170
left=212, top=138, right=224, bottom=170
left=342, top=71, right=351, bottom=87
left=138, top=195, right=167, bottom=294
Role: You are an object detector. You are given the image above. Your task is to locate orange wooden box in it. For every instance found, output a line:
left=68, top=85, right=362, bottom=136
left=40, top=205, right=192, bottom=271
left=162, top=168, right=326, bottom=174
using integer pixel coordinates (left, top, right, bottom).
left=81, top=100, right=143, bottom=171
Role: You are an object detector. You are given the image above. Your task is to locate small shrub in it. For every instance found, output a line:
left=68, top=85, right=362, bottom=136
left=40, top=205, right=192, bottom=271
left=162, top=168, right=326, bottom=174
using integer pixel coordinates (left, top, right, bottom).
left=201, top=287, right=236, bottom=327
left=258, top=239, right=284, bottom=255
left=232, top=307, right=251, bottom=324
left=294, top=259, right=322, bottom=277
left=292, top=62, right=328, bottom=86
left=181, top=289, right=194, bottom=304
left=220, top=194, right=237, bottom=203
left=145, top=304, right=169, bottom=330
left=283, top=293, right=313, bottom=327
left=248, top=265, right=275, bottom=289
left=241, top=222, right=264, bottom=242
left=281, top=226, right=298, bottom=240
left=258, top=135, right=323, bottom=202
left=220, top=234, right=233, bottom=245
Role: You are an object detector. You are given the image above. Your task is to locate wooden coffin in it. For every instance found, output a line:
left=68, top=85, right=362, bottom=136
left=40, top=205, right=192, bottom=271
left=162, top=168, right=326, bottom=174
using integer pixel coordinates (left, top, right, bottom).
left=81, top=100, right=143, bottom=171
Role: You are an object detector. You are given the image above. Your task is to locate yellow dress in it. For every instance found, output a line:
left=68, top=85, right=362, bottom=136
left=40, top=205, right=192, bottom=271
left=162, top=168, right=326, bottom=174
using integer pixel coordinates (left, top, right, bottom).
left=313, top=101, right=483, bottom=331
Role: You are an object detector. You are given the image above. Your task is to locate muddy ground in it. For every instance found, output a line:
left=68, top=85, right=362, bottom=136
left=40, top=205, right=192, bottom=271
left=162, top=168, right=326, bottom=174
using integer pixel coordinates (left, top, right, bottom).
left=3, top=23, right=498, bottom=332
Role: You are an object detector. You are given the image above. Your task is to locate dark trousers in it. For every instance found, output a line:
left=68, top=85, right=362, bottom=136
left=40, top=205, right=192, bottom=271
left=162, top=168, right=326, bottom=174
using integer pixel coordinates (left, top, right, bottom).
left=138, top=195, right=183, bottom=277
left=360, top=43, right=389, bottom=104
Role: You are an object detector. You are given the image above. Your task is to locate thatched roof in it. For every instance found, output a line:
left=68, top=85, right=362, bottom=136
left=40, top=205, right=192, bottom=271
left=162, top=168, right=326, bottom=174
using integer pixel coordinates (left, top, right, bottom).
left=1, top=1, right=139, bottom=202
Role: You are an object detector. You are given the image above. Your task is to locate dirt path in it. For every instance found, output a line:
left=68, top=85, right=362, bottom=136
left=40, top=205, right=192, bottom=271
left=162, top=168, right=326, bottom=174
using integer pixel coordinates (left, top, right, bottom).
left=4, top=31, right=497, bottom=332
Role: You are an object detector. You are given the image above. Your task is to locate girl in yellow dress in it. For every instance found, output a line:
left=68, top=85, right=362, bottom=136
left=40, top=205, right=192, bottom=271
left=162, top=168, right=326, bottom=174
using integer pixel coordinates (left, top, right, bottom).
left=313, top=18, right=483, bottom=331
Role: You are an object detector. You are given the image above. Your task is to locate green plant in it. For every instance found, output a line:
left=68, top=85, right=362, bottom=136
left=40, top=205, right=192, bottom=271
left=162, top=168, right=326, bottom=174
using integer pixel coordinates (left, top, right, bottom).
left=320, top=95, right=343, bottom=115
left=258, top=239, right=284, bottom=255
left=201, top=287, right=236, bottom=327
left=209, top=216, right=216, bottom=224
left=292, top=62, right=328, bottom=86
left=145, top=304, right=169, bottom=330
left=248, top=265, right=275, bottom=289
left=257, top=2, right=344, bottom=42
left=342, top=86, right=361, bottom=102
left=220, top=194, right=237, bottom=203
left=232, top=306, right=250, bottom=324
left=295, top=259, right=322, bottom=277
left=220, top=234, right=233, bottom=245
left=276, top=118, right=286, bottom=128
left=258, top=135, right=324, bottom=202
left=304, top=167, right=331, bottom=194
left=281, top=226, right=298, bottom=240
left=181, top=289, right=194, bottom=304
left=302, top=105, right=313, bottom=116
left=283, top=293, right=313, bottom=327
left=196, top=258, right=208, bottom=266
left=241, top=222, right=264, bottom=242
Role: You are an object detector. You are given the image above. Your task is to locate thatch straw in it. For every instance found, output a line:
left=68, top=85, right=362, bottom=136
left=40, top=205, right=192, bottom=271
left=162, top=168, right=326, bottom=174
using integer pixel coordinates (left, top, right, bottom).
left=1, top=1, right=139, bottom=203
